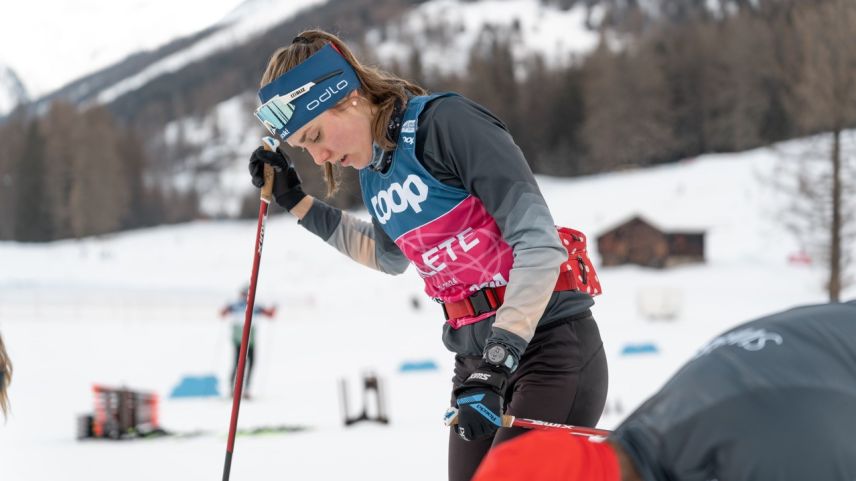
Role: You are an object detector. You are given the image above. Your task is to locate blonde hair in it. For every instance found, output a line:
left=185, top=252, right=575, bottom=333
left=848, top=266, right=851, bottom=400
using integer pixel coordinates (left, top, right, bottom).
left=0, top=334, right=11, bottom=419
left=260, top=29, right=427, bottom=195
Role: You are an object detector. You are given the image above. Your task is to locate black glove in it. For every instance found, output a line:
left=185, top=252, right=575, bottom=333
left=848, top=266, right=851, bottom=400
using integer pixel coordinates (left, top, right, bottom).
left=248, top=146, right=306, bottom=211
left=453, top=362, right=509, bottom=441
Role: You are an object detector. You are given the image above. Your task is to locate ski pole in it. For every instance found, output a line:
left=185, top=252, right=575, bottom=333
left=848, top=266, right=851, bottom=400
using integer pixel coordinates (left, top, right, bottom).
left=222, top=136, right=278, bottom=481
left=443, top=407, right=611, bottom=437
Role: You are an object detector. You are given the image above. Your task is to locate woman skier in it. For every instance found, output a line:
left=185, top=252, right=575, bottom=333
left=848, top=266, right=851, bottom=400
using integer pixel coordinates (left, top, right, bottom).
left=247, top=29, right=608, bottom=480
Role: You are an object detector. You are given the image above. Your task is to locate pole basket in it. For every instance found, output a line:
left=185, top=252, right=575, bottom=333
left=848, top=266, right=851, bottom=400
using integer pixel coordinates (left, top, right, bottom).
left=77, top=384, right=161, bottom=440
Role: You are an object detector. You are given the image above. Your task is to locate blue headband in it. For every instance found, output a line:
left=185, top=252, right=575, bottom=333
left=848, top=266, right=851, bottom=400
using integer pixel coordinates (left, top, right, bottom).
left=255, top=44, right=361, bottom=140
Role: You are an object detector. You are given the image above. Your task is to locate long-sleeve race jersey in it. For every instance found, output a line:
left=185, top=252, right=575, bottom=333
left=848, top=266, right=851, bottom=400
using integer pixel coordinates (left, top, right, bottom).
left=298, top=94, right=593, bottom=359
left=611, top=300, right=856, bottom=481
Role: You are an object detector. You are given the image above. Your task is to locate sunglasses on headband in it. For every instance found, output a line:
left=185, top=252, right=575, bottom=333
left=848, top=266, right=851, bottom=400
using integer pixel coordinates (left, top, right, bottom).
left=254, top=69, right=343, bottom=136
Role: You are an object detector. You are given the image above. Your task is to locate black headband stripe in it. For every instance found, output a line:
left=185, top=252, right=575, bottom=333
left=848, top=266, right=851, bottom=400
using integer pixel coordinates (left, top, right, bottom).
left=292, top=36, right=313, bottom=44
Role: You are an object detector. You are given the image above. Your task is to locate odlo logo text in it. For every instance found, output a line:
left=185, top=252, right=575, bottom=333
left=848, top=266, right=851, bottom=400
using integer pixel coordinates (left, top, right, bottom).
left=307, top=80, right=349, bottom=111
left=371, top=174, right=429, bottom=224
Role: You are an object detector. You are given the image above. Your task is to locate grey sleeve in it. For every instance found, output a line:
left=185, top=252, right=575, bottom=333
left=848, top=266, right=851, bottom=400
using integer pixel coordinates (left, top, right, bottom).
left=418, top=96, right=568, bottom=357
left=299, top=199, right=410, bottom=275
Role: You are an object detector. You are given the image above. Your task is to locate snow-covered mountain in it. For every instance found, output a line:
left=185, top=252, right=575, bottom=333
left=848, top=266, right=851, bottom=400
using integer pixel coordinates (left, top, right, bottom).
left=0, top=0, right=251, bottom=98
left=96, top=0, right=597, bottom=105
left=93, top=0, right=328, bottom=105
left=6, top=0, right=746, bottom=106
left=0, top=63, right=28, bottom=116
left=32, top=0, right=610, bottom=113
left=23, top=0, right=328, bottom=111
left=17, top=0, right=758, bottom=117
left=19, top=0, right=605, bottom=218
left=370, top=0, right=600, bottom=79
left=6, top=0, right=746, bottom=219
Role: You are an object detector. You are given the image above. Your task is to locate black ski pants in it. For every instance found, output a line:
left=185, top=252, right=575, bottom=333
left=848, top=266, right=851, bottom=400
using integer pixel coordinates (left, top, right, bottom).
left=448, top=312, right=608, bottom=481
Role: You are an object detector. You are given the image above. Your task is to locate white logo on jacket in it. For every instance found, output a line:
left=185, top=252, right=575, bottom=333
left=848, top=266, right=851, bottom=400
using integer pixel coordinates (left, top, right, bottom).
left=469, top=273, right=508, bottom=292
left=401, top=120, right=416, bottom=133
left=415, top=228, right=481, bottom=277
left=370, top=174, right=429, bottom=224
left=693, top=327, right=783, bottom=359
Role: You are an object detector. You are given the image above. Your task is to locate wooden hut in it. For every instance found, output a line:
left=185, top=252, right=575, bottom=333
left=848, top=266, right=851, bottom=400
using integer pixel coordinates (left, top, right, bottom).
left=597, top=216, right=705, bottom=268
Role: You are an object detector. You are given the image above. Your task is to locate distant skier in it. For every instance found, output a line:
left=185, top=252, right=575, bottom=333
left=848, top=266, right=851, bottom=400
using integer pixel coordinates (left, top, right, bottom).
left=0, top=333, right=11, bottom=419
left=473, top=300, right=856, bottom=481
left=246, top=29, right=608, bottom=480
left=220, top=285, right=276, bottom=399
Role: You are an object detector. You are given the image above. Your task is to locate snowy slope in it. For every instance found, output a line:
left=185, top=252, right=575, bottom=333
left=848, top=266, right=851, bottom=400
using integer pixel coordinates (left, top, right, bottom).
left=6, top=0, right=596, bottom=107
left=96, top=0, right=589, bottom=105
left=370, top=0, right=599, bottom=79
left=94, top=0, right=328, bottom=105
left=1, top=134, right=852, bottom=480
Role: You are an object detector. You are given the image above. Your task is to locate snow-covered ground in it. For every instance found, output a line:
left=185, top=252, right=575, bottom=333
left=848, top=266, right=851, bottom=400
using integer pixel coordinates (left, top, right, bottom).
left=0, top=137, right=852, bottom=480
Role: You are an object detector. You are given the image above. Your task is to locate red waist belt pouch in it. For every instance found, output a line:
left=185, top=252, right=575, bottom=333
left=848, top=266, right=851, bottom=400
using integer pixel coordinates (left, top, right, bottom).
left=555, top=226, right=602, bottom=296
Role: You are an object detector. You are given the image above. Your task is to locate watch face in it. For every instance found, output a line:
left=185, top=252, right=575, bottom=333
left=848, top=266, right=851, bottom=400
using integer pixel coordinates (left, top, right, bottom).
left=486, top=345, right=507, bottom=364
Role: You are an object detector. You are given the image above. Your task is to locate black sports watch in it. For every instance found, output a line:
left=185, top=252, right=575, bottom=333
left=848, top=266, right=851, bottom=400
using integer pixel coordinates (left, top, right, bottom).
left=483, top=343, right=518, bottom=373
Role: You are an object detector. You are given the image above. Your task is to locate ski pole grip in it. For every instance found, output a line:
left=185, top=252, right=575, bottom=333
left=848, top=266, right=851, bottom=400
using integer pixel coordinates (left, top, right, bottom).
left=260, top=137, right=280, bottom=203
